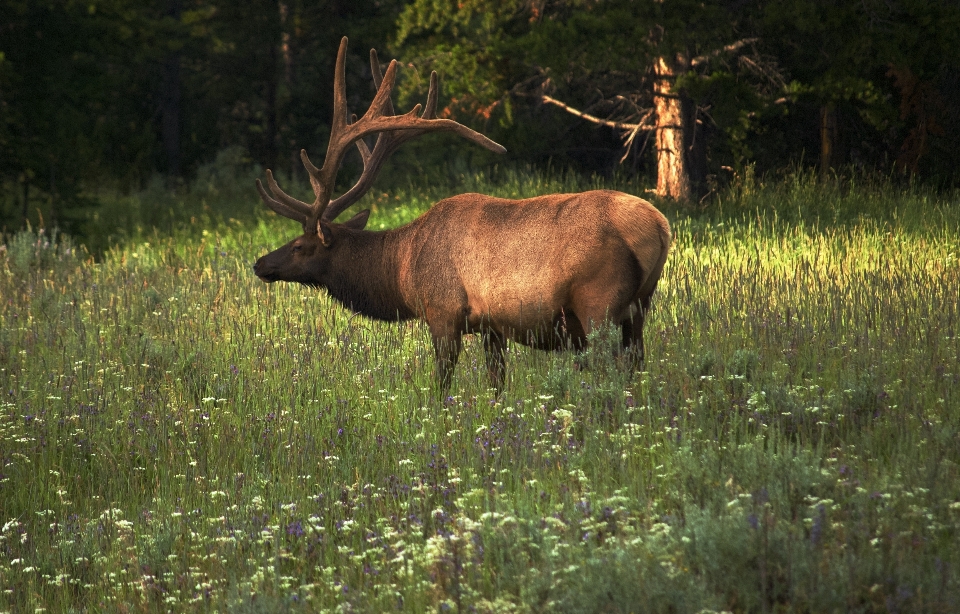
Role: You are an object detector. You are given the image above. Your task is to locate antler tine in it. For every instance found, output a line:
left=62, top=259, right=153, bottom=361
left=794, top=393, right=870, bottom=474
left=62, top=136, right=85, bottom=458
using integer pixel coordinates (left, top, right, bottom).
left=330, top=37, right=349, bottom=135
left=363, top=59, right=401, bottom=122
left=355, top=138, right=373, bottom=165
left=298, top=149, right=325, bottom=203
left=369, top=50, right=395, bottom=116
left=371, top=50, right=434, bottom=120
left=264, top=170, right=314, bottom=215
left=370, top=49, right=382, bottom=88
left=302, top=37, right=351, bottom=220
left=350, top=113, right=374, bottom=165
left=422, top=71, right=439, bottom=119
left=256, top=178, right=308, bottom=224
left=300, top=149, right=320, bottom=175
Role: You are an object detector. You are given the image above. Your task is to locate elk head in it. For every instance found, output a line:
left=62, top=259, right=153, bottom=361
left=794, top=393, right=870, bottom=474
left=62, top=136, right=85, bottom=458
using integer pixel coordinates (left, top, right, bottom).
left=253, top=37, right=505, bottom=286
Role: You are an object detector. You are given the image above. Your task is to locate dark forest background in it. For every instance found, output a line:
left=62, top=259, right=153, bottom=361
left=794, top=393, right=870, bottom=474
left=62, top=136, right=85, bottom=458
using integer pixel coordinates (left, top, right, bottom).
left=2, top=0, right=959, bottom=237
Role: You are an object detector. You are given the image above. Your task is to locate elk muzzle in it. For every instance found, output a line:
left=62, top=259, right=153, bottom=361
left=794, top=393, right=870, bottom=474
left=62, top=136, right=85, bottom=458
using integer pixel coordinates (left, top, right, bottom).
left=253, top=254, right=281, bottom=282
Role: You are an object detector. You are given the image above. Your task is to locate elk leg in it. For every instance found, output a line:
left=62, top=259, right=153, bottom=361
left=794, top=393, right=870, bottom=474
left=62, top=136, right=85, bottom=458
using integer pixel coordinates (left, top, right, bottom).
left=430, top=330, right=463, bottom=396
left=572, top=300, right=615, bottom=342
left=621, top=303, right=646, bottom=372
left=482, top=330, right=506, bottom=393
left=568, top=303, right=609, bottom=372
left=620, top=309, right=644, bottom=371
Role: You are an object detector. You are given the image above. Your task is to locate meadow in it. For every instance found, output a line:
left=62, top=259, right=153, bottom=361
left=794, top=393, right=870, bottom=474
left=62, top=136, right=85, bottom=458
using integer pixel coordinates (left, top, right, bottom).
left=1, top=170, right=959, bottom=612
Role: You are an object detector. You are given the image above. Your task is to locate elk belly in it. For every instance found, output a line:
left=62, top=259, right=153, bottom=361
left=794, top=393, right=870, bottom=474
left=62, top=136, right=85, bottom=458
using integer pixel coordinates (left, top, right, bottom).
left=466, top=293, right=580, bottom=350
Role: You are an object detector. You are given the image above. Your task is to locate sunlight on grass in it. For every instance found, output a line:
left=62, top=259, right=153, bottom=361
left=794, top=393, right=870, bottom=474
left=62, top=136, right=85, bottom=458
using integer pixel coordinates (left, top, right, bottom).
left=1, top=174, right=959, bottom=612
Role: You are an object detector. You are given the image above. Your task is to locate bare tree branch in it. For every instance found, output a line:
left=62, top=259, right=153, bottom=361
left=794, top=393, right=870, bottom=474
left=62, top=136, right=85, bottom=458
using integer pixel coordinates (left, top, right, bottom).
left=737, top=54, right=787, bottom=91
left=690, top=38, right=760, bottom=67
left=541, top=95, right=656, bottom=131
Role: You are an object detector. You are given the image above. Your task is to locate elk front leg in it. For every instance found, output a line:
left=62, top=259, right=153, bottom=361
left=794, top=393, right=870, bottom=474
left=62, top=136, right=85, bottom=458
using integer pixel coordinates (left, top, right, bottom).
left=430, top=327, right=463, bottom=396
left=482, top=330, right=506, bottom=393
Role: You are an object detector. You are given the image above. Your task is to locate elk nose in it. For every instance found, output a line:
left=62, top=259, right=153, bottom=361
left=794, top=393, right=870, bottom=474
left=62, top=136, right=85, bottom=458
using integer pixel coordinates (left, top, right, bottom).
left=253, top=256, right=277, bottom=282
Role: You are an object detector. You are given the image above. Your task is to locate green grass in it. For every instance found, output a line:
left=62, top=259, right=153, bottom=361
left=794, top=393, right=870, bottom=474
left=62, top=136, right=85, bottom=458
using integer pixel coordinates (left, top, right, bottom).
left=1, top=172, right=959, bottom=612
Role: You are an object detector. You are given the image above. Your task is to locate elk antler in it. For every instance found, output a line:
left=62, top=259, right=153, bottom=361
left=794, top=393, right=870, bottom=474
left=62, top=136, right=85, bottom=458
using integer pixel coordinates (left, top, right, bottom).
left=324, top=51, right=441, bottom=222
left=256, top=36, right=506, bottom=230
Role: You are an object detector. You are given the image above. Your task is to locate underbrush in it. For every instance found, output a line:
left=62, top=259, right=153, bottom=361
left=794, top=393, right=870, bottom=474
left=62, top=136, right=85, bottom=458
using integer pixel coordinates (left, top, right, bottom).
left=1, top=177, right=959, bottom=612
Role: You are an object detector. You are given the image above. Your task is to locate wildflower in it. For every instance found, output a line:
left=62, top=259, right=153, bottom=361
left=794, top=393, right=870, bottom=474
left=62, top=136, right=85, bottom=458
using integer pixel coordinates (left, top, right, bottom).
left=286, top=521, right=304, bottom=537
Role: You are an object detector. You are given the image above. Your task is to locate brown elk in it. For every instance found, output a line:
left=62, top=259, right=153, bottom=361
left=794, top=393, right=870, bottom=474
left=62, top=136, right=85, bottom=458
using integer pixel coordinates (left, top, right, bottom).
left=253, top=37, right=671, bottom=393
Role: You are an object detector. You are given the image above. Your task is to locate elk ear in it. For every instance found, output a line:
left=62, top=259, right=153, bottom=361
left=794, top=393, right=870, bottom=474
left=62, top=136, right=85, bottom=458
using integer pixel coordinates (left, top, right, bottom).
left=317, top=220, right=333, bottom=247
left=342, top=209, right=370, bottom=230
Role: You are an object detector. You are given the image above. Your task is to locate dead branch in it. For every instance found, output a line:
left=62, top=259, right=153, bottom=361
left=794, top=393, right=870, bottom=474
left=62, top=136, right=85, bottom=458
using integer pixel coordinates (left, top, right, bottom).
left=690, top=38, right=759, bottom=67
left=541, top=95, right=656, bottom=131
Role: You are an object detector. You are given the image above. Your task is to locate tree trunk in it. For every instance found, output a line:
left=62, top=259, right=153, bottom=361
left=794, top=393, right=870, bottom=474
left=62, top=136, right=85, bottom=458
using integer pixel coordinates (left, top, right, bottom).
left=161, top=0, right=182, bottom=178
left=653, top=56, right=692, bottom=202
left=683, top=90, right=708, bottom=198
left=820, top=102, right=837, bottom=179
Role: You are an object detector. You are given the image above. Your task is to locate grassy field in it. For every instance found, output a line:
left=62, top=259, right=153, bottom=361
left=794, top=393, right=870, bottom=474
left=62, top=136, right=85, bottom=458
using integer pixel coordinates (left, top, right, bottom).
left=1, top=172, right=959, bottom=612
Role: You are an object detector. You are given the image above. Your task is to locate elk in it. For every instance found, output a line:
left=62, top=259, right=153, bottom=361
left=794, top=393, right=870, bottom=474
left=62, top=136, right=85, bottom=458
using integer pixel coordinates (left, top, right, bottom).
left=253, top=37, right=671, bottom=393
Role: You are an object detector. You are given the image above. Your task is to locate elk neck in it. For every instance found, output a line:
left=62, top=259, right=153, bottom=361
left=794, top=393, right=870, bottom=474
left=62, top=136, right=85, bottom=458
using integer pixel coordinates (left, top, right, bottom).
left=322, top=228, right=415, bottom=322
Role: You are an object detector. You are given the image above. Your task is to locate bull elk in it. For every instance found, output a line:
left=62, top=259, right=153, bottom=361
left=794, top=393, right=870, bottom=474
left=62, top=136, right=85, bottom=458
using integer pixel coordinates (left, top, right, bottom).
left=253, top=37, right=671, bottom=393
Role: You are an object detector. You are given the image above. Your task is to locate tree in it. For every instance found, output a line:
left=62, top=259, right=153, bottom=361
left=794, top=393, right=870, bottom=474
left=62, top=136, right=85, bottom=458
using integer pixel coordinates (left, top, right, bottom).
left=526, top=1, right=778, bottom=202
left=0, top=0, right=151, bottom=228
left=395, top=0, right=960, bottom=194
left=0, top=0, right=407, bottom=231
left=870, top=0, right=960, bottom=178
left=395, top=0, right=785, bottom=202
left=759, top=0, right=960, bottom=180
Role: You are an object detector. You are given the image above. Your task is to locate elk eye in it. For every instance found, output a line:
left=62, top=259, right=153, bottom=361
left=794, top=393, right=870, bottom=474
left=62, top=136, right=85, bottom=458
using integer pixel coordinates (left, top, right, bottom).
left=291, top=243, right=303, bottom=252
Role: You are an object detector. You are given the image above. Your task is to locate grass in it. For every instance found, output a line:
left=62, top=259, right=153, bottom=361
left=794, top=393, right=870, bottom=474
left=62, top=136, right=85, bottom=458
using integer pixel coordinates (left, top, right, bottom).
left=1, top=170, right=959, bottom=612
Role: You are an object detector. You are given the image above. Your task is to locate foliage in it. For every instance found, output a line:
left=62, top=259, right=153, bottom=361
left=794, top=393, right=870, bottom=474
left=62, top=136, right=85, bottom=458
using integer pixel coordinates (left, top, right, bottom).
left=0, top=0, right=405, bottom=232
left=2, top=175, right=959, bottom=611
left=394, top=0, right=960, bottom=182
left=0, top=225, right=82, bottom=277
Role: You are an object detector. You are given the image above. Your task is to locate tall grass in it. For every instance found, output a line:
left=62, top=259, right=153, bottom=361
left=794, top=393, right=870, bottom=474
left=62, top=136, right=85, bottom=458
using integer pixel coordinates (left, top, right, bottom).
left=1, top=172, right=959, bottom=612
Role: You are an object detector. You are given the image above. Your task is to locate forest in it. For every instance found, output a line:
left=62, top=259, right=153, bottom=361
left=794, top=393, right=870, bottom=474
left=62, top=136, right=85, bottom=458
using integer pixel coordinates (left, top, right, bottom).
left=2, top=0, right=960, bottom=238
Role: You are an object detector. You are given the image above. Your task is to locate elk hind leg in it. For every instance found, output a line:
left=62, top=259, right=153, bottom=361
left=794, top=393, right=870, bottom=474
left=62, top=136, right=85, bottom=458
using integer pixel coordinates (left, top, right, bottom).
left=570, top=296, right=620, bottom=369
left=621, top=297, right=650, bottom=372
left=482, top=329, right=506, bottom=394
left=430, top=328, right=463, bottom=397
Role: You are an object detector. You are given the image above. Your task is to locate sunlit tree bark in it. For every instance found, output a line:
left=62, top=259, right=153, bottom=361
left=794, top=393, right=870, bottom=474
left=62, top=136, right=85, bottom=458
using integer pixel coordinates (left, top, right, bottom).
left=653, top=55, right=692, bottom=201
